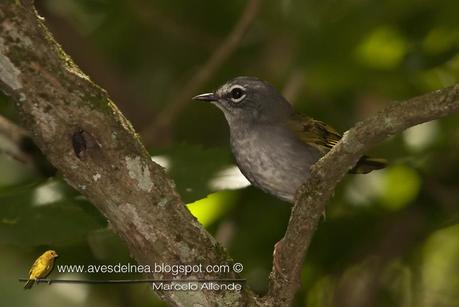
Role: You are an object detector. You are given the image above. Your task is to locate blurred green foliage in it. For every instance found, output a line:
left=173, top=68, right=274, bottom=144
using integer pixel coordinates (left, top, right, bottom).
left=1, top=0, right=459, bottom=306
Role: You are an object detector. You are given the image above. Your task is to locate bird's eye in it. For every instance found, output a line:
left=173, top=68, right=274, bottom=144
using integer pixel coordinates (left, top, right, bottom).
left=229, top=86, right=246, bottom=102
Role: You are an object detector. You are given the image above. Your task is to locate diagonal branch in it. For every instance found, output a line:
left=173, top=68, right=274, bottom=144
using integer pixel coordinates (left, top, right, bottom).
left=0, top=3, right=260, bottom=306
left=3, top=2, right=459, bottom=307
left=141, top=0, right=261, bottom=146
left=263, top=84, right=459, bottom=306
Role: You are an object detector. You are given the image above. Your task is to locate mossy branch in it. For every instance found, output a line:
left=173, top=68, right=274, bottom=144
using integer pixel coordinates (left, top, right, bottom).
left=0, top=3, right=258, bottom=306
left=3, top=2, right=459, bottom=307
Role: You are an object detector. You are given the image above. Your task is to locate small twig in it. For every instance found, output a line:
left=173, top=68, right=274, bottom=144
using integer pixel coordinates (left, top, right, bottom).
left=141, top=0, right=261, bottom=146
left=130, top=2, right=218, bottom=49
left=36, top=2, right=154, bottom=129
left=18, top=278, right=246, bottom=284
left=4, top=1, right=459, bottom=306
left=1, top=3, right=258, bottom=305
left=262, top=84, right=459, bottom=306
left=282, top=70, right=305, bottom=104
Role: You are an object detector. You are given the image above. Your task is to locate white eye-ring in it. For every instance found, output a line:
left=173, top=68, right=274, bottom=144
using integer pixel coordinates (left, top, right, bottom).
left=229, top=85, right=246, bottom=103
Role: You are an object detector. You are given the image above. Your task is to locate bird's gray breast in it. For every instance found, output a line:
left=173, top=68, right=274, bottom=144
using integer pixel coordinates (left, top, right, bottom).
left=229, top=124, right=321, bottom=203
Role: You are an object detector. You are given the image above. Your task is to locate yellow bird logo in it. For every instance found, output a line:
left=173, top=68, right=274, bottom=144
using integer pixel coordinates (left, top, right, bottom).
left=24, top=250, right=59, bottom=289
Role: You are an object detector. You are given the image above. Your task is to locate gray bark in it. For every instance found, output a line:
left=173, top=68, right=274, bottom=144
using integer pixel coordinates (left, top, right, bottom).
left=2, top=1, right=459, bottom=306
left=0, top=2, right=257, bottom=306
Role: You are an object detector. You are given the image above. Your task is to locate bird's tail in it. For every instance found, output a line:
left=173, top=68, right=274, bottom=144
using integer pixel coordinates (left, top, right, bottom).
left=350, top=156, right=388, bottom=174
left=24, top=279, right=34, bottom=289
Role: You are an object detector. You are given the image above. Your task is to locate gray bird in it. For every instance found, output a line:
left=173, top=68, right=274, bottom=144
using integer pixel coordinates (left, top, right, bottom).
left=193, top=77, right=386, bottom=203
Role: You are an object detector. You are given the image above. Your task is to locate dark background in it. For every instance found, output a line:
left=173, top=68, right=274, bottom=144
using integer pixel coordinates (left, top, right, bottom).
left=1, top=0, right=459, bottom=306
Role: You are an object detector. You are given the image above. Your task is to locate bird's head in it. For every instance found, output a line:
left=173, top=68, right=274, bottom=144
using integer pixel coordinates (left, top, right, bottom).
left=43, top=250, right=59, bottom=259
left=193, top=77, right=293, bottom=126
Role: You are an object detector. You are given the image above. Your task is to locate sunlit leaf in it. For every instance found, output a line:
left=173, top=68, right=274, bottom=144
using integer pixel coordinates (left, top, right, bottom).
left=355, top=26, right=407, bottom=70
left=187, top=191, right=237, bottom=227
left=417, top=224, right=459, bottom=307
left=380, top=165, right=421, bottom=210
left=423, top=27, right=459, bottom=55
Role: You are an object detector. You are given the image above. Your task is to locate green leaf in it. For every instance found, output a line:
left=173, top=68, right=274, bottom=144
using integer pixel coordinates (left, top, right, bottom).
left=355, top=26, right=408, bottom=70
left=0, top=180, right=105, bottom=247
left=187, top=191, right=237, bottom=227
left=380, top=165, right=421, bottom=210
left=151, top=144, right=234, bottom=203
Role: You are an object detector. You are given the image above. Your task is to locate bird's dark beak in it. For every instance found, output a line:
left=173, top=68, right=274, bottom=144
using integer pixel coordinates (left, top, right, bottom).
left=192, top=92, right=217, bottom=102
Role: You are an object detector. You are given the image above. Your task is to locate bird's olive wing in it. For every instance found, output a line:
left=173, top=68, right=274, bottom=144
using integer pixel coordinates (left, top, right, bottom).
left=287, top=114, right=342, bottom=153
left=288, top=114, right=388, bottom=173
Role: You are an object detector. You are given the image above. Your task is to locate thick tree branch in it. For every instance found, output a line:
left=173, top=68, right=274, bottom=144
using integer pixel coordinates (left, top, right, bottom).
left=0, top=3, right=259, bottom=306
left=141, top=0, right=261, bottom=146
left=263, top=84, right=459, bottom=306
left=3, top=2, right=459, bottom=307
